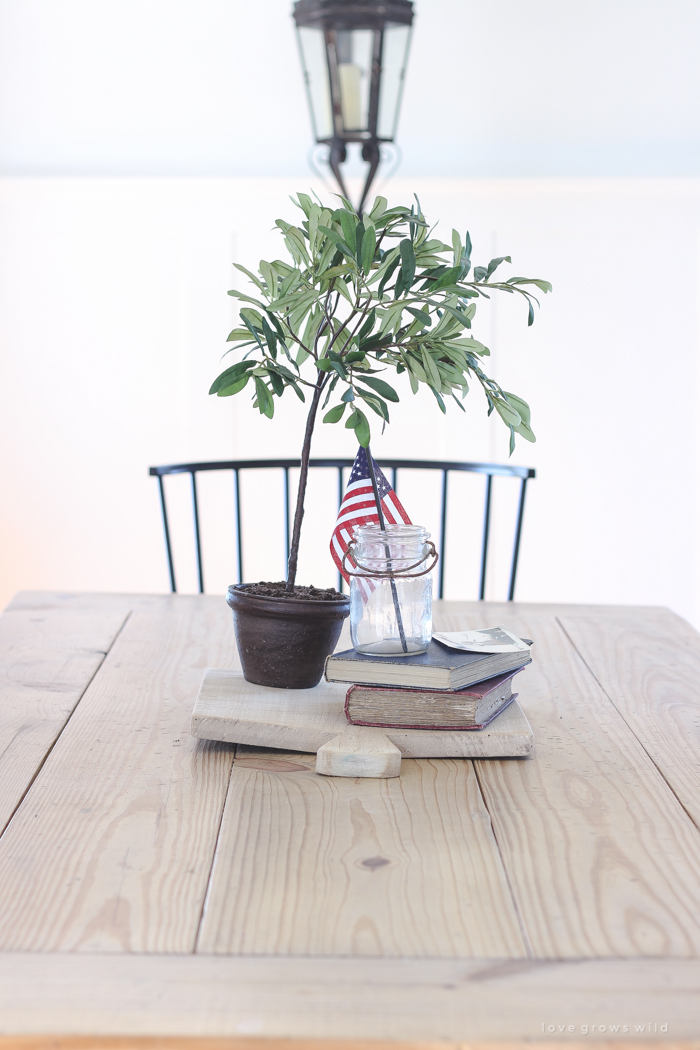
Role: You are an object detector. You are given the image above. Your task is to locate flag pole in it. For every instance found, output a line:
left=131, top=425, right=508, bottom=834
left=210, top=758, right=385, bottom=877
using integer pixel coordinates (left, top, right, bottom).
left=365, top=446, right=408, bottom=654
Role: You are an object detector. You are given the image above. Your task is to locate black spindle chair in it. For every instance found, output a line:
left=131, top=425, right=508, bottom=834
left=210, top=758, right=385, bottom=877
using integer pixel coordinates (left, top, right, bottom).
left=149, top=459, right=535, bottom=601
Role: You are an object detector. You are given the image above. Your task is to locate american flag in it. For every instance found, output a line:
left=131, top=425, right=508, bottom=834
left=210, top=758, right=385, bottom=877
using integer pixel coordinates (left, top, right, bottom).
left=331, top=447, right=412, bottom=587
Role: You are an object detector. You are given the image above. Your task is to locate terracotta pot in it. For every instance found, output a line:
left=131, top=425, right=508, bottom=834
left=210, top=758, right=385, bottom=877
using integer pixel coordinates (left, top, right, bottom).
left=227, top=584, right=350, bottom=689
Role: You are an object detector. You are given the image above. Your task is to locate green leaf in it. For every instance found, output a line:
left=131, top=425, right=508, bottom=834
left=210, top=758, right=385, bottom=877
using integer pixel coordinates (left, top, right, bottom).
left=261, top=316, right=278, bottom=358
left=345, top=408, right=360, bottom=430
left=406, top=307, right=431, bottom=328
left=318, top=225, right=355, bottom=260
left=334, top=278, right=354, bottom=305
left=377, top=255, right=401, bottom=299
left=267, top=370, right=284, bottom=396
left=356, top=389, right=389, bottom=422
left=209, top=360, right=256, bottom=394
left=341, top=387, right=355, bottom=403
left=398, top=238, right=416, bottom=294
left=430, top=387, right=447, bottom=413
left=356, top=309, right=376, bottom=344
left=368, top=196, right=388, bottom=222
left=452, top=229, right=462, bottom=267
left=494, top=398, right=521, bottom=426
left=361, top=223, right=376, bottom=274
left=259, top=260, right=277, bottom=298
left=320, top=264, right=350, bottom=281
left=506, top=277, right=552, bottom=293
left=339, top=210, right=358, bottom=252
left=233, top=263, right=266, bottom=292
left=217, top=374, right=250, bottom=397
left=323, top=403, right=347, bottom=423
left=502, top=390, right=531, bottom=426
left=355, top=222, right=364, bottom=264
left=254, top=377, right=274, bottom=418
left=355, top=374, right=400, bottom=402
left=514, top=419, right=536, bottom=442
left=353, top=408, right=371, bottom=447
left=484, top=256, right=511, bottom=280
left=420, top=348, right=441, bottom=388
left=451, top=392, right=466, bottom=412
left=226, top=328, right=253, bottom=343
left=316, top=358, right=334, bottom=372
left=527, top=299, right=535, bottom=326
left=239, top=312, right=264, bottom=354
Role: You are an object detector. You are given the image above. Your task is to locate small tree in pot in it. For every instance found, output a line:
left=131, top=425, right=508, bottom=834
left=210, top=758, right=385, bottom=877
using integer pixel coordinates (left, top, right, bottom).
left=212, top=193, right=550, bottom=688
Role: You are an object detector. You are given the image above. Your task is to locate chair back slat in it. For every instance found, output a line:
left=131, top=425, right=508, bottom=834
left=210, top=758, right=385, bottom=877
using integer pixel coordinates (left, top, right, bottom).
left=233, top=469, right=243, bottom=586
left=479, top=474, right=493, bottom=601
left=157, top=474, right=177, bottom=594
left=508, top=476, right=530, bottom=601
left=149, top=458, right=535, bottom=600
left=190, top=472, right=204, bottom=594
left=438, top=470, right=448, bottom=600
left=283, top=467, right=291, bottom=563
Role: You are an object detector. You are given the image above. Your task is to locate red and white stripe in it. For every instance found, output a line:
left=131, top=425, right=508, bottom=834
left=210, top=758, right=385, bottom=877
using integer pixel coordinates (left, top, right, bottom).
left=331, top=472, right=411, bottom=593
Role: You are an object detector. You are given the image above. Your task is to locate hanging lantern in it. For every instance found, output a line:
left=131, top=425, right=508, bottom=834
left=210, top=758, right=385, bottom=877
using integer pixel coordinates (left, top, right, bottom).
left=293, top=0, right=414, bottom=214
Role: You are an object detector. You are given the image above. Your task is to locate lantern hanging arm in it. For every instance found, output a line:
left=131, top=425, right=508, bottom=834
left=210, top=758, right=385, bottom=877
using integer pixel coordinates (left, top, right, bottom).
left=293, top=0, right=414, bottom=216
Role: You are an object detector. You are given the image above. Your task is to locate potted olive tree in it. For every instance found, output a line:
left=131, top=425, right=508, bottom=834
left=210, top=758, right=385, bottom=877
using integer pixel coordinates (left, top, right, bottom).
left=212, top=192, right=550, bottom=688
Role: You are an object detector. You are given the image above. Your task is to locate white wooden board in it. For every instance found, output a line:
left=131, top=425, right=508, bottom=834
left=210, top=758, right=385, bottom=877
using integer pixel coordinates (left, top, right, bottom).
left=191, top=669, right=533, bottom=760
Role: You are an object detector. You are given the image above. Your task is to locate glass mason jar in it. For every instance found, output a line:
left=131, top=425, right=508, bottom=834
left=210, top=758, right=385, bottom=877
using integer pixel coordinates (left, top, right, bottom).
left=347, top=523, right=436, bottom=656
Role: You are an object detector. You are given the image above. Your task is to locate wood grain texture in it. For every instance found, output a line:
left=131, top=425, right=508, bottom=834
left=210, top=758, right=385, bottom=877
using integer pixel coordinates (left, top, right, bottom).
left=0, top=953, right=699, bottom=1039
left=0, top=592, right=132, bottom=837
left=315, top=725, right=402, bottom=778
left=191, top=670, right=533, bottom=758
left=0, top=595, right=238, bottom=953
left=197, top=743, right=527, bottom=958
left=2, top=1043, right=699, bottom=1050
left=558, top=606, right=700, bottom=829
left=432, top=602, right=700, bottom=959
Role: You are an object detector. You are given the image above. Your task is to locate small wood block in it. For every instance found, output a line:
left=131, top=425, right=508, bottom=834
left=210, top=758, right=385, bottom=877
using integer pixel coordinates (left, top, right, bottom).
left=315, top=725, right=402, bottom=778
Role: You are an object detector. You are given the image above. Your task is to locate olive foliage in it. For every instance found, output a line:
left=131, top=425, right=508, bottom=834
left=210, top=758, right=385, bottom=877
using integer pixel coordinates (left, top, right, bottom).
left=210, top=192, right=551, bottom=454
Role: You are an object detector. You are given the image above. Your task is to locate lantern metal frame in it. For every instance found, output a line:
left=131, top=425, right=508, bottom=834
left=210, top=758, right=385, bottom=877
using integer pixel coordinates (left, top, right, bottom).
left=293, top=0, right=414, bottom=214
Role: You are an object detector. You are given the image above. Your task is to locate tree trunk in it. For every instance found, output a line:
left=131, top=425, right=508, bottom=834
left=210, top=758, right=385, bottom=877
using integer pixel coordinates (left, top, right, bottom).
left=286, top=372, right=326, bottom=590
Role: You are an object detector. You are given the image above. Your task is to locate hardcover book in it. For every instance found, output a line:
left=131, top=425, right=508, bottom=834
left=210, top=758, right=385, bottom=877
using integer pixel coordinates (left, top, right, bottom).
left=325, top=639, right=532, bottom=691
left=345, top=668, right=524, bottom=730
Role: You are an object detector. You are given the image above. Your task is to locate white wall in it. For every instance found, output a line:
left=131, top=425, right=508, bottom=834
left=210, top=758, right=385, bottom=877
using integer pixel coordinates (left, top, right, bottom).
left=1, top=0, right=699, bottom=176
left=1, top=176, right=699, bottom=624
left=1, top=1, right=699, bottom=620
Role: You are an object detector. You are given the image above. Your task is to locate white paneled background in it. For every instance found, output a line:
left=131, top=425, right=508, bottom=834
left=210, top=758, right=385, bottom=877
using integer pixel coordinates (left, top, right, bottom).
left=1, top=0, right=700, bottom=622
left=1, top=176, right=699, bottom=623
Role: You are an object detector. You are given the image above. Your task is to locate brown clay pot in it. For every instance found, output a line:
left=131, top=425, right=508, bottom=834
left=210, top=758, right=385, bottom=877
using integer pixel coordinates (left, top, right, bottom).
left=227, top=584, right=350, bottom=689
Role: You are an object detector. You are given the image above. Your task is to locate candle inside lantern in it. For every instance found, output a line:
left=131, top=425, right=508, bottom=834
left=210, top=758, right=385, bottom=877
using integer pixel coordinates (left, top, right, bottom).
left=338, top=62, right=363, bottom=130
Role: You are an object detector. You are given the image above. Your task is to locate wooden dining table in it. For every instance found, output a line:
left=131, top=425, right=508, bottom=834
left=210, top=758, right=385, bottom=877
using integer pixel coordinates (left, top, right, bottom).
left=1, top=590, right=700, bottom=1045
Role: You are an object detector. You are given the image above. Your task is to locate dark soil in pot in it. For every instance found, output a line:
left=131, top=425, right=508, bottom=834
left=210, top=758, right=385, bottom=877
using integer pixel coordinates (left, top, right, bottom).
left=227, top=581, right=350, bottom=689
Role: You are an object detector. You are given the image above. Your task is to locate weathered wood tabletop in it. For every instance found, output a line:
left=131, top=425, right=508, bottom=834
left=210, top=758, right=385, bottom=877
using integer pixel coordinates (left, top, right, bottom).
left=1, top=591, right=700, bottom=1043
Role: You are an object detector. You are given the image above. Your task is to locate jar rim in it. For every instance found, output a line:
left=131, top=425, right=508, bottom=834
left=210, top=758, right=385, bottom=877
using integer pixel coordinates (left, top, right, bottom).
left=352, top=522, right=431, bottom=540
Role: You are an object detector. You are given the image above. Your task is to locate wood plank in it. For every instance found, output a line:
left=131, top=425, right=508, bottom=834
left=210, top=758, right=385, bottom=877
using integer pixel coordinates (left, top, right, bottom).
left=0, top=954, right=698, bottom=1039
left=432, top=602, right=700, bottom=958
left=0, top=1039, right=456, bottom=1050
left=191, top=669, right=533, bottom=758
left=0, top=592, right=132, bottom=837
left=197, top=743, right=528, bottom=958
left=0, top=594, right=238, bottom=953
left=2, top=1043, right=700, bottom=1050
left=558, top=606, right=700, bottom=829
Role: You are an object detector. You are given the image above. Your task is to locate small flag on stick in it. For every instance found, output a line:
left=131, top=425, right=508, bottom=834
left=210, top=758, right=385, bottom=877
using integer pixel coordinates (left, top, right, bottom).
left=331, top=447, right=411, bottom=587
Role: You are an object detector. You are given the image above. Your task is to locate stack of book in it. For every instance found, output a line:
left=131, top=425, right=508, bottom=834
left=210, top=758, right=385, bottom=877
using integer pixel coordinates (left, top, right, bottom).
left=324, top=639, right=531, bottom=730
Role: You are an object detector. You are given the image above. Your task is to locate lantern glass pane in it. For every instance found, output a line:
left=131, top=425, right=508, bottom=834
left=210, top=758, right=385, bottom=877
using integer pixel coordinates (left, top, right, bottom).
left=377, top=25, right=412, bottom=139
left=335, top=29, right=373, bottom=133
left=297, top=27, right=333, bottom=141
